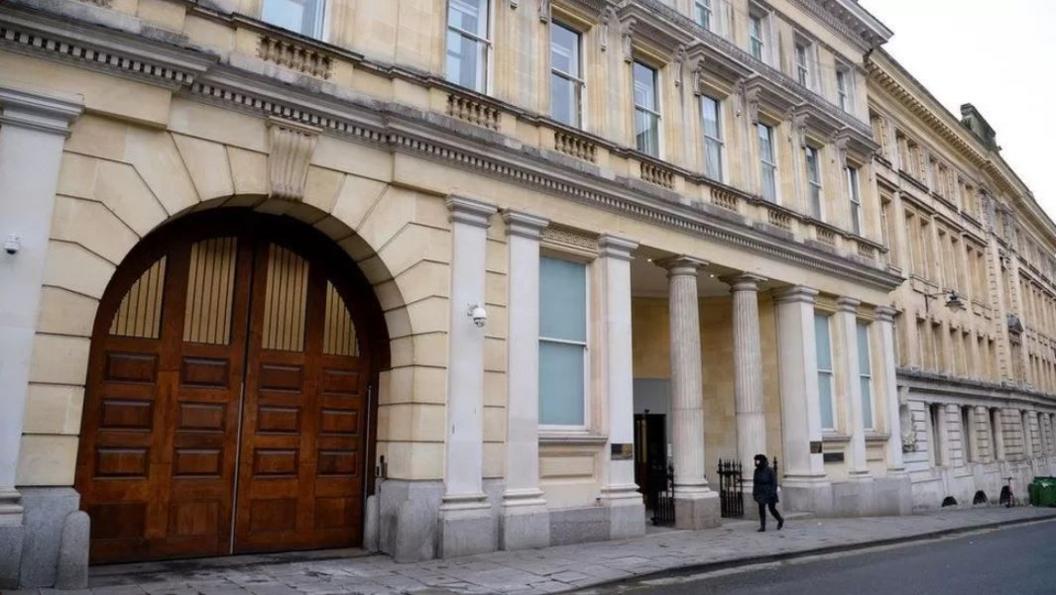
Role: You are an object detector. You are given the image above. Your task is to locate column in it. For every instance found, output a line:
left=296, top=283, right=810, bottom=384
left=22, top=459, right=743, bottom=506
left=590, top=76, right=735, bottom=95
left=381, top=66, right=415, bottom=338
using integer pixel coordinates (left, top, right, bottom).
left=724, top=274, right=768, bottom=489
left=775, top=286, right=831, bottom=512
left=439, top=196, right=498, bottom=557
left=836, top=297, right=871, bottom=479
left=597, top=235, right=646, bottom=539
left=875, top=306, right=906, bottom=474
left=658, top=257, right=719, bottom=529
left=0, top=86, right=82, bottom=529
left=499, top=211, right=549, bottom=550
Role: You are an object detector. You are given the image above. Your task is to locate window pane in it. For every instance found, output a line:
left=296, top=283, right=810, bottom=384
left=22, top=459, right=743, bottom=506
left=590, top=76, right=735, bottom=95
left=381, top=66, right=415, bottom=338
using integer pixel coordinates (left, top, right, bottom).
left=449, top=0, right=487, bottom=37
left=757, top=123, right=773, bottom=160
left=551, top=75, right=579, bottom=126
left=819, top=372, right=834, bottom=430
left=446, top=31, right=487, bottom=92
left=540, top=257, right=586, bottom=342
left=633, top=63, right=656, bottom=111
left=860, top=377, right=873, bottom=429
left=636, top=109, right=659, bottom=156
left=550, top=23, right=579, bottom=76
left=262, top=0, right=323, bottom=37
left=815, top=313, right=832, bottom=369
left=539, top=341, right=585, bottom=425
left=705, top=138, right=723, bottom=180
left=701, top=96, right=720, bottom=138
left=857, top=322, right=871, bottom=373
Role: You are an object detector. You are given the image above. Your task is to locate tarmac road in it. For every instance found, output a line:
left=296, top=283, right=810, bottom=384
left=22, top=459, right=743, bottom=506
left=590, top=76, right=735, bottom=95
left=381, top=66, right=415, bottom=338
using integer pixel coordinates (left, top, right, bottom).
left=579, top=518, right=1056, bottom=595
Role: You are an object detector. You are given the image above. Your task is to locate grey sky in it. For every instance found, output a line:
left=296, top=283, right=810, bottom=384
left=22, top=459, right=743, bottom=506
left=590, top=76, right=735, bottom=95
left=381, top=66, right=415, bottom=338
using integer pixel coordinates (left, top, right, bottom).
left=860, top=0, right=1056, bottom=221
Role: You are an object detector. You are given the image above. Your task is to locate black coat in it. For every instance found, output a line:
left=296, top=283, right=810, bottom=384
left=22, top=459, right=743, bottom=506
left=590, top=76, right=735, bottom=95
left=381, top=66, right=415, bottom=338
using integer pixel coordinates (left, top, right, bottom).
left=752, top=465, right=779, bottom=505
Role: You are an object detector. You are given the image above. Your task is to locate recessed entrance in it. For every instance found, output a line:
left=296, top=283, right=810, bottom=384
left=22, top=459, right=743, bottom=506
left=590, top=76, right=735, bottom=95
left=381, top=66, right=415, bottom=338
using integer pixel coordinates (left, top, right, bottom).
left=75, top=212, right=386, bottom=564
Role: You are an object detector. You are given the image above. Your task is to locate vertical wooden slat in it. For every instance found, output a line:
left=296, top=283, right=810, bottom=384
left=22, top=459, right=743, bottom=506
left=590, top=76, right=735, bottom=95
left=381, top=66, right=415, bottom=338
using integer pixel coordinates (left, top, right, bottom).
left=109, top=257, right=167, bottom=339
left=261, top=245, right=309, bottom=352
left=322, top=281, right=359, bottom=357
left=183, top=237, right=238, bottom=345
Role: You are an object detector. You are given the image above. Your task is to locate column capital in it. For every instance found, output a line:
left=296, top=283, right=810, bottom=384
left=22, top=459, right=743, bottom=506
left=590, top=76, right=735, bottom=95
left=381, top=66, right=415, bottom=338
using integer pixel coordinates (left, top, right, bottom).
left=836, top=296, right=861, bottom=313
left=447, top=196, right=498, bottom=228
left=774, top=285, right=819, bottom=304
left=655, top=255, right=707, bottom=277
left=0, top=85, right=83, bottom=137
left=598, top=234, right=638, bottom=261
left=503, top=210, right=549, bottom=239
left=874, top=305, right=898, bottom=322
left=720, top=272, right=766, bottom=292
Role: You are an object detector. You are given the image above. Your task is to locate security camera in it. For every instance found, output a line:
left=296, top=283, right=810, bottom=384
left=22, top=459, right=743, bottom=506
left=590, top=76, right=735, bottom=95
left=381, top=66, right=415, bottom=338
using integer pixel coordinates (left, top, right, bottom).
left=468, top=304, right=487, bottom=328
left=3, top=235, right=20, bottom=255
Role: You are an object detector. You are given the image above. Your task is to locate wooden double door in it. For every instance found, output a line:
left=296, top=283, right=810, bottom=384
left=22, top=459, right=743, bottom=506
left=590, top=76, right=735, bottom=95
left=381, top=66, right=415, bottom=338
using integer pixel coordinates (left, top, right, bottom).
left=76, top=216, right=378, bottom=564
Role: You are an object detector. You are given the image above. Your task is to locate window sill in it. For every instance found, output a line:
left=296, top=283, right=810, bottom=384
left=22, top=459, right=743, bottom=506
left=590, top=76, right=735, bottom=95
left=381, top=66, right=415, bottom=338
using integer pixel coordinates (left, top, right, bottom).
left=822, top=432, right=850, bottom=443
left=865, top=431, right=891, bottom=443
left=539, top=431, right=608, bottom=446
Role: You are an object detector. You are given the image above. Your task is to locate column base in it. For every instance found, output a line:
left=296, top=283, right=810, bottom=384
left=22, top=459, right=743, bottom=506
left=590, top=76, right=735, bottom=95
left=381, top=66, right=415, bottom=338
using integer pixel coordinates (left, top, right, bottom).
left=0, top=523, right=23, bottom=590
left=438, top=495, right=497, bottom=558
left=674, top=490, right=720, bottom=530
left=832, top=476, right=876, bottom=517
left=780, top=477, right=834, bottom=516
left=600, top=484, right=645, bottom=540
left=500, top=488, right=549, bottom=551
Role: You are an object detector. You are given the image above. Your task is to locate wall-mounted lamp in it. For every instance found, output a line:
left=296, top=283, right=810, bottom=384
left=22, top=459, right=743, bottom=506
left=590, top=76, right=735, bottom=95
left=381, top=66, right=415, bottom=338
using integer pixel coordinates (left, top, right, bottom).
left=467, top=304, right=487, bottom=328
left=923, top=289, right=966, bottom=315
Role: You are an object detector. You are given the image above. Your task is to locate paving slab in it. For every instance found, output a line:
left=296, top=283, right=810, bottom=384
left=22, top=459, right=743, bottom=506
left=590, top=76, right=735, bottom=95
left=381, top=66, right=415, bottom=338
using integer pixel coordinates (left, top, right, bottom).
left=13, top=507, right=1055, bottom=595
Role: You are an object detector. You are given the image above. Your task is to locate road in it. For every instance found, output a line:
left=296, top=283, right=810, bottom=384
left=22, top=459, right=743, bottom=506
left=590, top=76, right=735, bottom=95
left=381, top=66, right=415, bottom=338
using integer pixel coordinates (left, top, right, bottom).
left=577, top=519, right=1056, bottom=595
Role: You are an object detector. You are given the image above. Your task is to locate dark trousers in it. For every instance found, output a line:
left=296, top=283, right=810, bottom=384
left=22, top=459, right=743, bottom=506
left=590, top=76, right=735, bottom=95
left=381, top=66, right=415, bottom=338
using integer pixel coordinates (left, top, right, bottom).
left=758, top=502, right=782, bottom=528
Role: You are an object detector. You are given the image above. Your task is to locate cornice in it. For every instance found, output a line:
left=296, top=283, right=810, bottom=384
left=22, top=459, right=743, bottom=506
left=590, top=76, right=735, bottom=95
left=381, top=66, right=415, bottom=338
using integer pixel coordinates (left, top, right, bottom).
left=0, top=1, right=903, bottom=293
left=789, top=0, right=892, bottom=51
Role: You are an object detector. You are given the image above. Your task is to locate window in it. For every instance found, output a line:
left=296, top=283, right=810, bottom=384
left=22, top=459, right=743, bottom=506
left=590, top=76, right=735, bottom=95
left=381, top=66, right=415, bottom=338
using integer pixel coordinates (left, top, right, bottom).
left=261, top=0, right=326, bottom=38
left=929, top=404, right=945, bottom=466
left=757, top=123, right=777, bottom=202
left=749, top=11, right=766, bottom=61
left=795, top=41, right=810, bottom=87
left=695, top=0, right=713, bottom=31
left=815, top=313, right=835, bottom=430
left=539, top=257, right=588, bottom=427
left=633, top=62, right=660, bottom=156
left=836, top=67, right=852, bottom=112
left=805, top=145, right=822, bottom=218
left=857, top=322, right=874, bottom=430
left=549, top=22, right=583, bottom=127
left=846, top=166, right=862, bottom=235
left=700, top=95, right=723, bottom=181
left=446, top=0, right=490, bottom=93
left=961, top=406, right=974, bottom=464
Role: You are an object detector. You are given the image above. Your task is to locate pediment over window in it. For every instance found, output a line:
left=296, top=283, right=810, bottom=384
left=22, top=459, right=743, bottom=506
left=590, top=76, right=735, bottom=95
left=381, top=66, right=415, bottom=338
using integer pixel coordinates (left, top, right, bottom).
left=743, top=75, right=801, bottom=124
left=833, top=126, right=879, bottom=164
left=616, top=2, right=695, bottom=61
left=793, top=103, right=842, bottom=142
left=687, top=42, right=752, bottom=95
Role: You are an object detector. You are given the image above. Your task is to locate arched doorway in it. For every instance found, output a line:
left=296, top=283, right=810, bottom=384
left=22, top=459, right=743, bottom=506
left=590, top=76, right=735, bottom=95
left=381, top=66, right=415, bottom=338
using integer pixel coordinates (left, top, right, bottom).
left=75, top=211, right=387, bottom=564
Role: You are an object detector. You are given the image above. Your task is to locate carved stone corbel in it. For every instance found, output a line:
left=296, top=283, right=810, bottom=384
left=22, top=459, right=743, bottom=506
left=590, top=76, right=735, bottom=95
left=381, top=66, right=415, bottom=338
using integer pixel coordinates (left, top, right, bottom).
left=267, top=117, right=320, bottom=201
left=601, top=6, right=616, bottom=52
left=538, top=0, right=550, bottom=22
left=792, top=110, right=808, bottom=149
left=621, top=18, right=635, bottom=63
left=833, top=134, right=849, bottom=167
left=674, top=44, right=687, bottom=88
left=744, top=85, right=760, bottom=125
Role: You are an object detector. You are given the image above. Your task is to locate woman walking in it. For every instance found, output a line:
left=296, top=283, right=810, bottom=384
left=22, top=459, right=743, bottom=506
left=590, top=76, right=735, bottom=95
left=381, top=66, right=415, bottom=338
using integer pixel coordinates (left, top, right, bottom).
left=752, top=454, right=783, bottom=532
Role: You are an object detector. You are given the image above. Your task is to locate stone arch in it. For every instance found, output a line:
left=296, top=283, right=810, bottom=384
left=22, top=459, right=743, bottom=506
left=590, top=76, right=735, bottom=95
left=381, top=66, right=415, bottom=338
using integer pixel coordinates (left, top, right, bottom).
left=21, top=116, right=450, bottom=487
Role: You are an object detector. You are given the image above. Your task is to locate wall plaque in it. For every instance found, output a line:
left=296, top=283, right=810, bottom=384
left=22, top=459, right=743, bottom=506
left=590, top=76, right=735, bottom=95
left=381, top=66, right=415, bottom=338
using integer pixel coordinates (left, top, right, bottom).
left=822, top=452, right=845, bottom=463
left=810, top=441, right=823, bottom=454
left=610, top=443, right=634, bottom=460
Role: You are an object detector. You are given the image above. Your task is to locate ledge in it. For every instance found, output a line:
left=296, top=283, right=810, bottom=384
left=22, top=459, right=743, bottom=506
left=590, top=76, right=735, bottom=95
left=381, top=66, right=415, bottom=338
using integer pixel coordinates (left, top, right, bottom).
left=539, top=432, right=608, bottom=446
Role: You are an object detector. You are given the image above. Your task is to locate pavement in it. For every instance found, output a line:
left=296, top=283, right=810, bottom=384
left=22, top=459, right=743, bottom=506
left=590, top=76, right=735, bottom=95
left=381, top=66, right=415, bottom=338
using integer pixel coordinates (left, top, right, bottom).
left=587, top=516, right=1056, bottom=594
left=8, top=506, right=1055, bottom=595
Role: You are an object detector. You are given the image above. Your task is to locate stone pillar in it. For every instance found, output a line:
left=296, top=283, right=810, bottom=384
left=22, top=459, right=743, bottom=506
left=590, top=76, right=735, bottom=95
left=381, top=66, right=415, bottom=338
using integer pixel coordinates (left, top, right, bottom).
left=0, top=85, right=82, bottom=589
left=774, top=286, right=831, bottom=513
left=657, top=257, right=719, bottom=529
left=439, top=196, right=498, bottom=557
left=597, top=235, right=646, bottom=539
left=836, top=297, right=871, bottom=479
left=875, top=306, right=905, bottom=474
left=499, top=211, right=549, bottom=550
left=724, top=274, right=768, bottom=489
left=1021, top=410, right=1034, bottom=459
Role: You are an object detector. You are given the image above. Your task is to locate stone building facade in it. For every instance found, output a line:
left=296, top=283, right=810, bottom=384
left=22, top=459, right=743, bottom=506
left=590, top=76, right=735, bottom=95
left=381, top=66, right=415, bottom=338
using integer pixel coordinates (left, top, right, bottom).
left=0, top=0, right=1052, bottom=589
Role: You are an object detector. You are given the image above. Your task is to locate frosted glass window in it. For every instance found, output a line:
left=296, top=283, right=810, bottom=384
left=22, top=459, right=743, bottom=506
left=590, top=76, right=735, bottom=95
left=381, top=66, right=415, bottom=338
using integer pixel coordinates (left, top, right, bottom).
left=805, top=145, right=822, bottom=218
left=539, top=257, right=587, bottom=426
left=847, top=166, right=863, bottom=235
left=857, top=322, right=873, bottom=430
left=815, top=313, right=835, bottom=430
left=446, top=0, right=490, bottom=92
left=261, top=0, right=325, bottom=38
left=758, top=123, right=777, bottom=202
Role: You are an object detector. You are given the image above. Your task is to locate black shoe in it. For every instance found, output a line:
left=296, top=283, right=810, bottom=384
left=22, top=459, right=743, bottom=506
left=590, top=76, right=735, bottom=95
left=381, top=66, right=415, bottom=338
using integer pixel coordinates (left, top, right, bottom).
left=777, top=519, right=784, bottom=530
left=757, top=527, right=765, bottom=532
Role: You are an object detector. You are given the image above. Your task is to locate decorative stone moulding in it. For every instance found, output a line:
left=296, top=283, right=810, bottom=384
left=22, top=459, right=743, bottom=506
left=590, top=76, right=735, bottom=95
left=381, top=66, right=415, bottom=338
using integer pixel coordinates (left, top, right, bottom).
left=816, top=227, right=837, bottom=246
left=641, top=161, right=675, bottom=189
left=267, top=117, right=320, bottom=201
left=554, top=129, right=597, bottom=163
left=446, top=93, right=500, bottom=130
left=711, top=188, right=739, bottom=213
left=767, top=208, right=792, bottom=230
left=258, top=33, right=333, bottom=79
